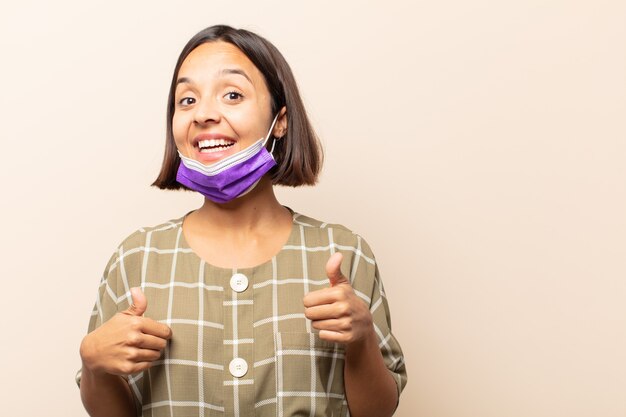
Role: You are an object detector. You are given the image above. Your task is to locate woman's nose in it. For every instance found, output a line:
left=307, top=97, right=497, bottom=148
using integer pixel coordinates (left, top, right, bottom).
left=193, top=101, right=221, bottom=126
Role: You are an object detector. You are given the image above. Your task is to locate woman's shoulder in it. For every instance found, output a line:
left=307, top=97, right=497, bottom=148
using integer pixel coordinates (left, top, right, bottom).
left=292, top=211, right=353, bottom=235
left=113, top=214, right=187, bottom=251
left=291, top=211, right=375, bottom=257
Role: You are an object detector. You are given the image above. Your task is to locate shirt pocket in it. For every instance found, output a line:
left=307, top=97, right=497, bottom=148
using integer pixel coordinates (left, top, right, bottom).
left=274, top=332, right=346, bottom=417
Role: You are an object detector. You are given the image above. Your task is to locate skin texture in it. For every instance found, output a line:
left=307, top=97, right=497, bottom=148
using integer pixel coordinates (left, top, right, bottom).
left=80, top=41, right=398, bottom=417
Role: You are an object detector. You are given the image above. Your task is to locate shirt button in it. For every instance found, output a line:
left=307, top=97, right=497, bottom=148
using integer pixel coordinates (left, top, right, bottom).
left=230, top=273, right=249, bottom=292
left=229, top=358, right=248, bottom=378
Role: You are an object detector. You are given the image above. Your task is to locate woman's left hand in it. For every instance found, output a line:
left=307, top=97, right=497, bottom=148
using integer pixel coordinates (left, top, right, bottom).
left=303, top=252, right=374, bottom=346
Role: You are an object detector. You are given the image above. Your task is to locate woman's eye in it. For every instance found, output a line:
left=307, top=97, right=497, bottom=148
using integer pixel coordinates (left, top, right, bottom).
left=178, top=97, right=196, bottom=106
left=224, top=91, right=243, bottom=101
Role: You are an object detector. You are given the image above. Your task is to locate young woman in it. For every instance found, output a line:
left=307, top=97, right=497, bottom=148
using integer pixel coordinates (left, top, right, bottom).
left=78, top=25, right=406, bottom=417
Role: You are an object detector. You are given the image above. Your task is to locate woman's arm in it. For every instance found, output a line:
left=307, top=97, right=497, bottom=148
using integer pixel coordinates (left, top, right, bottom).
left=79, top=365, right=136, bottom=417
left=79, top=287, right=172, bottom=417
left=303, top=253, right=400, bottom=417
left=344, top=329, right=398, bottom=417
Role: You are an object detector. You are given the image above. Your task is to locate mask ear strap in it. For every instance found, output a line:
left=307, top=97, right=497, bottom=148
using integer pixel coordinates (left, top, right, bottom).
left=262, top=113, right=281, bottom=147
left=269, top=137, right=278, bottom=155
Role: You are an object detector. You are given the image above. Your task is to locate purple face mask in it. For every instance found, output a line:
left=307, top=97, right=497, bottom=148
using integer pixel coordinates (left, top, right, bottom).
left=176, top=115, right=279, bottom=204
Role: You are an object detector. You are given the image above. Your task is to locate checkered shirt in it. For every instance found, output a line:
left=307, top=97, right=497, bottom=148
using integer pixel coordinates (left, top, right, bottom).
left=78, top=210, right=407, bottom=416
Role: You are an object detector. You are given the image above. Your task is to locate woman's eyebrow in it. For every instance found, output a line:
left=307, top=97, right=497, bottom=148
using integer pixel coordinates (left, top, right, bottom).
left=219, top=68, right=253, bottom=84
left=176, top=69, right=252, bottom=87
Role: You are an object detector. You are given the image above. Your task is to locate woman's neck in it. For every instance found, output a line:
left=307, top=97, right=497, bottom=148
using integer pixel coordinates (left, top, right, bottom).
left=181, top=177, right=295, bottom=268
left=192, top=177, right=289, bottom=234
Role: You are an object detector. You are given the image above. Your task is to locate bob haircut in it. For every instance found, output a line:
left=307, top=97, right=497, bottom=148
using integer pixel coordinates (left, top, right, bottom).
left=152, top=25, right=323, bottom=189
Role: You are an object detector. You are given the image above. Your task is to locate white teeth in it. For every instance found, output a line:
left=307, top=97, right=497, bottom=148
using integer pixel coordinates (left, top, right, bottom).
left=200, top=147, right=230, bottom=153
left=198, top=138, right=233, bottom=148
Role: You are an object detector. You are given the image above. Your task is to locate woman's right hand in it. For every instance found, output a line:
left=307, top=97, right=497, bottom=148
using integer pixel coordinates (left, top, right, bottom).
left=79, top=287, right=173, bottom=376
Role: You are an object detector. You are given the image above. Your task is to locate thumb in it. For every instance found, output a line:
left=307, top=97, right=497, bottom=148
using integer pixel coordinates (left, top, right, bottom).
left=124, top=287, right=147, bottom=316
left=326, top=252, right=349, bottom=287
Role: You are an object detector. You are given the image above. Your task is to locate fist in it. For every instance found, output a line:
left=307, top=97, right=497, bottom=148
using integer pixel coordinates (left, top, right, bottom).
left=80, top=287, right=172, bottom=376
left=303, top=253, right=373, bottom=345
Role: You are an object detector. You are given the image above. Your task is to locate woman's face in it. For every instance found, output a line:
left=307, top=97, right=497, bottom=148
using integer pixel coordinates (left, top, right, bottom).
left=173, top=41, right=275, bottom=165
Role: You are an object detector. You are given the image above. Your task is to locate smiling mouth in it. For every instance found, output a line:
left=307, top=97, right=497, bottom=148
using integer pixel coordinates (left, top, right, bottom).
left=197, top=139, right=236, bottom=153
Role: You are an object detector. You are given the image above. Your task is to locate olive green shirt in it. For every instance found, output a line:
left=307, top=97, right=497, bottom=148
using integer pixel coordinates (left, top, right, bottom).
left=79, top=211, right=407, bottom=416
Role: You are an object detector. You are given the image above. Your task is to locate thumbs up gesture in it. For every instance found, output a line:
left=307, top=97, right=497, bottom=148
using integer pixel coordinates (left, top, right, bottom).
left=80, top=287, right=172, bottom=376
left=303, top=253, right=374, bottom=345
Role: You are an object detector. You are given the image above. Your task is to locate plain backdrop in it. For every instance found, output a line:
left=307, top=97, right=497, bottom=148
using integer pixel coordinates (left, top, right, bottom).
left=1, top=1, right=625, bottom=416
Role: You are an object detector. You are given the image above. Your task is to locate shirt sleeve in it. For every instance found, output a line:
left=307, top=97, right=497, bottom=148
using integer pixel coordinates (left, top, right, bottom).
left=349, top=235, right=408, bottom=403
left=75, top=248, right=143, bottom=415
left=76, top=250, right=122, bottom=386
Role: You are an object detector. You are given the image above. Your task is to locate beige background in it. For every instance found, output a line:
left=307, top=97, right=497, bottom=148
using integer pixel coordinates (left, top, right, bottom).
left=1, top=0, right=625, bottom=416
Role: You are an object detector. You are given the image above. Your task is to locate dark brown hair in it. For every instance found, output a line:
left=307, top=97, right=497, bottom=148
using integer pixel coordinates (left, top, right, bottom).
left=152, top=25, right=323, bottom=189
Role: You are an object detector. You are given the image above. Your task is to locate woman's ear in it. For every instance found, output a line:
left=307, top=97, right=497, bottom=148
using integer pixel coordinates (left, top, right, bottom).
left=273, top=106, right=288, bottom=138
